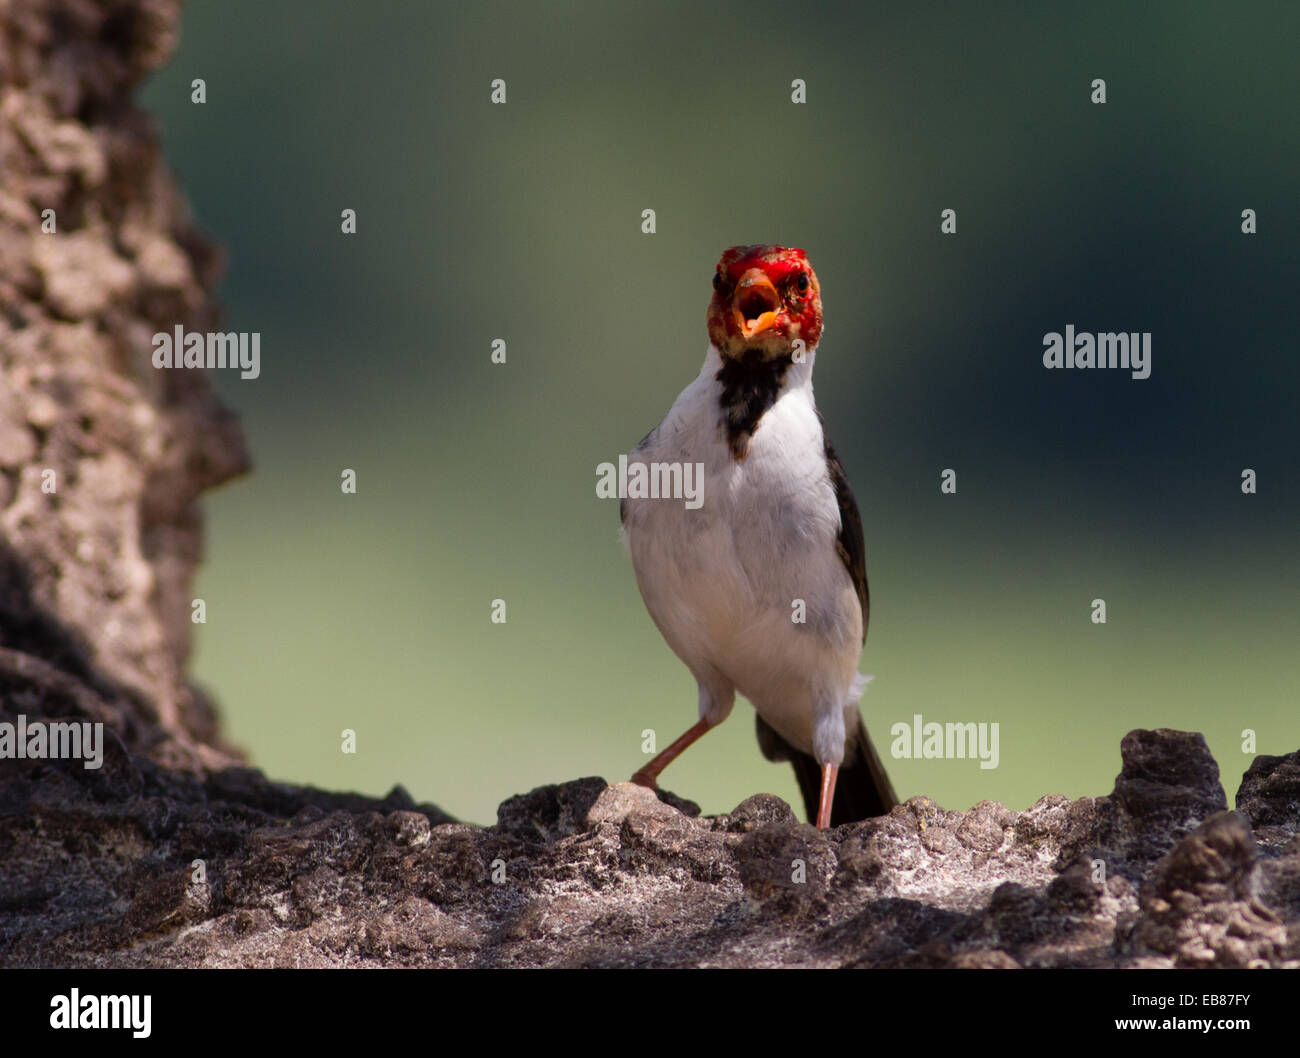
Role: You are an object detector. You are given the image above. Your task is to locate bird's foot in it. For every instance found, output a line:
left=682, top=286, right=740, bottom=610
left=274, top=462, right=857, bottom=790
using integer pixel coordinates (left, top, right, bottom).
left=815, top=762, right=839, bottom=830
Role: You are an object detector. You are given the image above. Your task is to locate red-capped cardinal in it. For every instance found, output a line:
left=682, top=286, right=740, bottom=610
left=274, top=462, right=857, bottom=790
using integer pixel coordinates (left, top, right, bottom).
left=620, top=244, right=896, bottom=828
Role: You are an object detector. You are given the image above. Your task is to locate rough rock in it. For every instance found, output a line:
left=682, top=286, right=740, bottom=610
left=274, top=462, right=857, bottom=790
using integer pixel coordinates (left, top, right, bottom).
left=1237, top=750, right=1300, bottom=846
left=3, top=724, right=1298, bottom=968
left=1122, top=811, right=1288, bottom=968
left=0, top=0, right=249, bottom=773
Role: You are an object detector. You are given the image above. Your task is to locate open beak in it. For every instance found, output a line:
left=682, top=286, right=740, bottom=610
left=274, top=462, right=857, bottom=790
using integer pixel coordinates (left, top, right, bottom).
left=731, top=268, right=780, bottom=339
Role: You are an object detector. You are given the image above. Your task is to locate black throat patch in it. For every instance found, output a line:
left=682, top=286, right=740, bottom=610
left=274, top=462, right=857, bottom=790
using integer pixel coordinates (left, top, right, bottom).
left=715, top=350, right=794, bottom=461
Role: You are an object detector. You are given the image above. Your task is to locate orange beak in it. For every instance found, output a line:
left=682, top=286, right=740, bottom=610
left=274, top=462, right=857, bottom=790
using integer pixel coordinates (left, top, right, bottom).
left=731, top=268, right=781, bottom=339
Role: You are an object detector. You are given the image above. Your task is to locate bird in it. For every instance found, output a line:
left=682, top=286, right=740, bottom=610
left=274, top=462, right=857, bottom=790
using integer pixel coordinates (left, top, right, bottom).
left=619, top=244, right=897, bottom=829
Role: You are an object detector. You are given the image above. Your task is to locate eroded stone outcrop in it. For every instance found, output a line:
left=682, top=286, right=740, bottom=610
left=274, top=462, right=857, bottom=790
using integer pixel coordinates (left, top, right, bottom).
left=1, top=0, right=248, bottom=772
left=2, top=726, right=1298, bottom=968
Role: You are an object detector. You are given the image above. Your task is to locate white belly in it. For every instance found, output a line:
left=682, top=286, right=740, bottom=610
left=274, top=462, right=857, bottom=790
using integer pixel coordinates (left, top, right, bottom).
left=622, top=348, right=864, bottom=759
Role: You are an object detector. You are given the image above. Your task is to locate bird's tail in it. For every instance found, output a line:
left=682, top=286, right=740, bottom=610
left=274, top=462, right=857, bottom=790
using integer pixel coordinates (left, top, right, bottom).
left=755, top=698, right=897, bottom=827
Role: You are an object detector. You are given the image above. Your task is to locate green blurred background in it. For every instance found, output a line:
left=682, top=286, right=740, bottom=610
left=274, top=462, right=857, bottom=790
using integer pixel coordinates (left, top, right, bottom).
left=140, top=1, right=1298, bottom=824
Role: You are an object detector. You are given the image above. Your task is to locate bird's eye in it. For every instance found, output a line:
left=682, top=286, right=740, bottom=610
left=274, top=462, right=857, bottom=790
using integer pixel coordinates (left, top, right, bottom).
left=795, top=272, right=810, bottom=294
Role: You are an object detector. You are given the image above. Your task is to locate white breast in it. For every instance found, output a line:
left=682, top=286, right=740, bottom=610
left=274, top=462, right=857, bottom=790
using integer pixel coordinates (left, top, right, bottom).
left=622, top=345, right=865, bottom=762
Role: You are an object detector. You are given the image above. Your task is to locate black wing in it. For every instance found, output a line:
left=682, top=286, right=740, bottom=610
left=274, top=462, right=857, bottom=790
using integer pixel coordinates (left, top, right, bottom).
left=818, top=413, right=868, bottom=644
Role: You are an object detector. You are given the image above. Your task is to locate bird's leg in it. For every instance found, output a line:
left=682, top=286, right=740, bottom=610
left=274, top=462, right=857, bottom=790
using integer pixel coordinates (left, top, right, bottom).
left=815, top=762, right=839, bottom=829
left=630, top=718, right=713, bottom=789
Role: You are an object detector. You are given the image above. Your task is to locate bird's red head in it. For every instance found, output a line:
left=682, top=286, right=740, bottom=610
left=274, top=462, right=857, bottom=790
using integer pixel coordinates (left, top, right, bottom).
left=707, top=245, right=823, bottom=360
